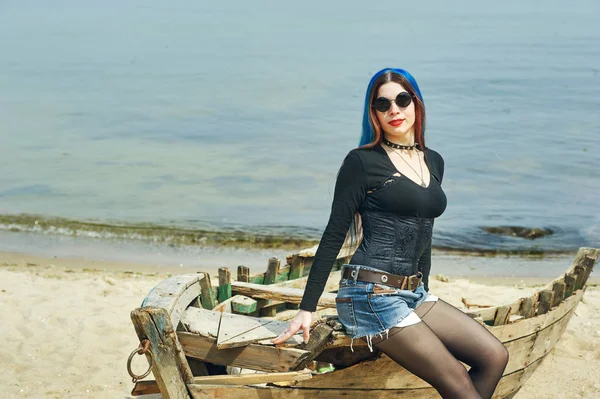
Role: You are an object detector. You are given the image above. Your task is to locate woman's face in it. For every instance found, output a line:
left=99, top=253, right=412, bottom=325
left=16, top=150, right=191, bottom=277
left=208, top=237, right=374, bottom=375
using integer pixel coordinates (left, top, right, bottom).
left=374, top=82, right=416, bottom=139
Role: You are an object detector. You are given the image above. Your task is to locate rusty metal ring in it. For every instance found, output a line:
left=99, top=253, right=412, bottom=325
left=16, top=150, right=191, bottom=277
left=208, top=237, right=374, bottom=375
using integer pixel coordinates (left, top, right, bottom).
left=127, top=346, right=153, bottom=383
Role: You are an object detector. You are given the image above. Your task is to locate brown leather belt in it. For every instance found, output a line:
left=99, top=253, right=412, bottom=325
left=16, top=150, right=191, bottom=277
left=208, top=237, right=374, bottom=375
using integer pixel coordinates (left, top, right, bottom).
left=342, top=267, right=422, bottom=291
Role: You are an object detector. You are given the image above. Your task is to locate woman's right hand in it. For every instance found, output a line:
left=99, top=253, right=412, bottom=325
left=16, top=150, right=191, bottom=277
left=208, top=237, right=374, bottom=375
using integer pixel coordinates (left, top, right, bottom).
left=271, top=309, right=313, bottom=345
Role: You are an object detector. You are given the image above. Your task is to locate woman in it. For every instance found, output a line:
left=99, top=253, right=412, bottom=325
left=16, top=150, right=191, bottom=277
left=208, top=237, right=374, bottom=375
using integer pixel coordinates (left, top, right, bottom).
left=272, top=68, right=508, bottom=399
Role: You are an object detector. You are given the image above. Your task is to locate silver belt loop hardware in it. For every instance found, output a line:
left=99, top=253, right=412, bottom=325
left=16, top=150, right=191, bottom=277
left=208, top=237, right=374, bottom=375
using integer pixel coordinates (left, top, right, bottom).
left=380, top=274, right=388, bottom=283
left=350, top=265, right=358, bottom=282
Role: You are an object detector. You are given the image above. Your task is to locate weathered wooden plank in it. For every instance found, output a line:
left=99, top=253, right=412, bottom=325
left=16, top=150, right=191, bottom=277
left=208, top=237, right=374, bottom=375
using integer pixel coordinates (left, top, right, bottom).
left=293, top=323, right=333, bottom=367
left=535, top=290, right=554, bottom=316
left=257, top=298, right=285, bottom=316
left=193, top=370, right=312, bottom=385
left=261, top=259, right=282, bottom=318
left=301, top=257, right=314, bottom=277
left=490, top=289, right=582, bottom=342
left=182, top=316, right=562, bottom=399
left=466, top=299, right=523, bottom=324
left=217, top=313, right=272, bottom=348
left=495, top=355, right=546, bottom=399
left=212, top=294, right=242, bottom=314
left=218, top=268, right=232, bottom=303
left=131, top=380, right=161, bottom=396
left=551, top=282, right=565, bottom=307
left=188, top=385, right=441, bottom=399
left=248, top=274, right=265, bottom=284
left=181, top=307, right=221, bottom=338
left=274, top=266, right=290, bottom=283
left=232, top=296, right=258, bottom=314
left=264, top=257, right=281, bottom=285
left=275, top=270, right=342, bottom=291
left=298, top=342, right=549, bottom=397
left=289, top=254, right=304, bottom=280
left=508, top=314, right=524, bottom=323
left=231, top=281, right=337, bottom=308
left=216, top=312, right=320, bottom=349
left=519, top=296, right=535, bottom=319
left=141, top=274, right=203, bottom=328
left=131, top=307, right=193, bottom=399
left=466, top=247, right=598, bottom=322
left=237, top=266, right=250, bottom=283
left=581, top=255, right=596, bottom=287
left=574, top=265, right=586, bottom=290
left=527, top=307, right=575, bottom=364
left=218, top=313, right=298, bottom=349
left=132, top=371, right=311, bottom=396
left=564, top=273, right=576, bottom=299
left=294, top=242, right=356, bottom=260
left=538, top=248, right=598, bottom=293
left=296, top=351, right=429, bottom=390
left=503, top=303, right=577, bottom=375
left=260, top=304, right=278, bottom=317
left=494, top=306, right=511, bottom=326
left=178, top=331, right=311, bottom=372
left=199, top=273, right=216, bottom=310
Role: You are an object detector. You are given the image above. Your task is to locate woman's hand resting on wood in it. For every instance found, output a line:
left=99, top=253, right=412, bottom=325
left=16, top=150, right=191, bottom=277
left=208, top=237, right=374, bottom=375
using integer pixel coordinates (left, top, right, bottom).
left=271, top=309, right=313, bottom=344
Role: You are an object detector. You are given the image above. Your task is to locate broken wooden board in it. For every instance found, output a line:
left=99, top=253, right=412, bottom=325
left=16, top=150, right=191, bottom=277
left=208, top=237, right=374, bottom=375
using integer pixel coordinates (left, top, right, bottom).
left=181, top=307, right=222, bottom=338
left=131, top=380, right=161, bottom=396
left=465, top=247, right=598, bottom=323
left=212, top=294, right=250, bottom=314
left=195, top=369, right=312, bottom=385
left=178, top=332, right=311, bottom=372
left=231, top=295, right=258, bottom=314
left=231, top=281, right=337, bottom=308
left=181, top=306, right=303, bottom=348
left=217, top=312, right=297, bottom=349
left=131, top=307, right=194, bottom=399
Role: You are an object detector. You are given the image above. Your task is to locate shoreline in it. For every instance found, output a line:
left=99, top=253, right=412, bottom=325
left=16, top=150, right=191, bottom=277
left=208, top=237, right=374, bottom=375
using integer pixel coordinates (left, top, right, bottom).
left=0, top=213, right=590, bottom=256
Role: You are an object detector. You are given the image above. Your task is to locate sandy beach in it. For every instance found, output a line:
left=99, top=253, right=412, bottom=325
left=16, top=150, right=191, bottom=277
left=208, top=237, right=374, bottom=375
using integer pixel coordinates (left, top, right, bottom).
left=0, top=251, right=598, bottom=399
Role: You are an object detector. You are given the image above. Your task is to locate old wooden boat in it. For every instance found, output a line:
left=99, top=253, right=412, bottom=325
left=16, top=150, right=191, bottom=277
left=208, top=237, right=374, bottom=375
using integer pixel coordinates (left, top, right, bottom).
left=128, top=246, right=598, bottom=399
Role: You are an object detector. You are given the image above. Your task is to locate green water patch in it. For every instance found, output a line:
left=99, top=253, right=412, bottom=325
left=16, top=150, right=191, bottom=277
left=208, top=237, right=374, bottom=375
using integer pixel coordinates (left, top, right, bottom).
left=0, top=213, right=319, bottom=250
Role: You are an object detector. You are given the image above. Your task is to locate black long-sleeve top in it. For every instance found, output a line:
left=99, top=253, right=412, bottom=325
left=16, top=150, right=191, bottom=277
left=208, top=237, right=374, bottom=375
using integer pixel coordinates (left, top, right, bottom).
left=299, top=144, right=447, bottom=312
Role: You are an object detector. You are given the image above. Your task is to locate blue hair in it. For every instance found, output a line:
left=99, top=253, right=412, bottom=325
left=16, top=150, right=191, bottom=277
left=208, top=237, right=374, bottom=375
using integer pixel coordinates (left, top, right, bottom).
left=359, top=68, right=424, bottom=147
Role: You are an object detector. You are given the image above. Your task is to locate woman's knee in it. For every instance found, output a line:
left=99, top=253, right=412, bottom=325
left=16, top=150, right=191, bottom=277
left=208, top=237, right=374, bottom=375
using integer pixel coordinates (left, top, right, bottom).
left=479, top=340, right=509, bottom=372
left=494, top=343, right=509, bottom=369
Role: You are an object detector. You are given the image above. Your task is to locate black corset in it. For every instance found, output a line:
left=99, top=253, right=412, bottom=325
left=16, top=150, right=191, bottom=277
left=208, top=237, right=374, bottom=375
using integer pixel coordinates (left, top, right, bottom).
left=350, top=210, right=434, bottom=277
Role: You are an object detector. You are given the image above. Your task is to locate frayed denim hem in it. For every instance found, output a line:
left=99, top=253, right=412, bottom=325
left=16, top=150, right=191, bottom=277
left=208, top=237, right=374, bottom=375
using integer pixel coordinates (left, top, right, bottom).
left=350, top=328, right=391, bottom=353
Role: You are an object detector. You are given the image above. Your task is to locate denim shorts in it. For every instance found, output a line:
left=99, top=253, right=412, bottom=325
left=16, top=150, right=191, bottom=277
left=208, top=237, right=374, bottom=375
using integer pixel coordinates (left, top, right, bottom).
left=336, top=264, right=433, bottom=350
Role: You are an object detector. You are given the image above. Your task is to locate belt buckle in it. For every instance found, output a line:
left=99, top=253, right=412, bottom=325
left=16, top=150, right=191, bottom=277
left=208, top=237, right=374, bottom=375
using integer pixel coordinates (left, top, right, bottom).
left=398, top=276, right=408, bottom=290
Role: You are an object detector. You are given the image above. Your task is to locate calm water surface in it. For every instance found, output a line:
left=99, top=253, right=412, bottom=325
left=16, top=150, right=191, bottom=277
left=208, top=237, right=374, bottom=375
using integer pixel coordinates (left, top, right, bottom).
left=1, top=0, right=599, bottom=257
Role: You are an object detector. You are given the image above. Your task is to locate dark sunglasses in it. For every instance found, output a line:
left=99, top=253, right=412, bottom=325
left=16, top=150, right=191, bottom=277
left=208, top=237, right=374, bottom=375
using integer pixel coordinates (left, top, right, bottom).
left=372, top=92, right=413, bottom=112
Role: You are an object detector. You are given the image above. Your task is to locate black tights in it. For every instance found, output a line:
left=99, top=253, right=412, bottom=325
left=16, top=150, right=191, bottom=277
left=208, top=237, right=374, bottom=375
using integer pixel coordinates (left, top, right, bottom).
left=366, top=300, right=509, bottom=399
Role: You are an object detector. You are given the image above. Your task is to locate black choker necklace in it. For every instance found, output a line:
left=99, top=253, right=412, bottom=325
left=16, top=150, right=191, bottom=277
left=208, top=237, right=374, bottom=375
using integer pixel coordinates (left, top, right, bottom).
left=383, top=138, right=418, bottom=150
